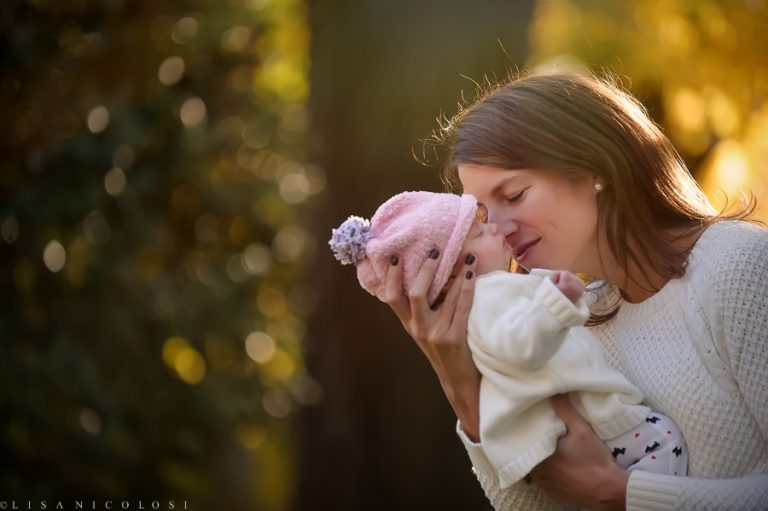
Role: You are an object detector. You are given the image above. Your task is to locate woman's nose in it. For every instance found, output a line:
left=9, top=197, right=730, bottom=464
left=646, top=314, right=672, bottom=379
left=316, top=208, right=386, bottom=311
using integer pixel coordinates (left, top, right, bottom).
left=487, top=210, right=517, bottom=237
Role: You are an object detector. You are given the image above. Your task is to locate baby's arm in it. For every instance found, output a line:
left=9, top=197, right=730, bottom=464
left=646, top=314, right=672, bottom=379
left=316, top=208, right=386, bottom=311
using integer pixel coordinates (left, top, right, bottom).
left=468, top=272, right=589, bottom=371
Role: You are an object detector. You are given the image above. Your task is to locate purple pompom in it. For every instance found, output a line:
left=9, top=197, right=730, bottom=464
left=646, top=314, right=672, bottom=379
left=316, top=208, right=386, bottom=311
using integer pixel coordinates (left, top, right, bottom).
left=329, top=215, right=372, bottom=266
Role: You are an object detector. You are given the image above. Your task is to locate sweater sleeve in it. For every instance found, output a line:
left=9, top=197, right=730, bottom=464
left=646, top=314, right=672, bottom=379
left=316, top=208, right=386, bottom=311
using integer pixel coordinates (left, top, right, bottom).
left=456, top=423, right=570, bottom=511
left=627, top=471, right=768, bottom=510
left=626, top=223, right=768, bottom=511
left=470, top=273, right=589, bottom=371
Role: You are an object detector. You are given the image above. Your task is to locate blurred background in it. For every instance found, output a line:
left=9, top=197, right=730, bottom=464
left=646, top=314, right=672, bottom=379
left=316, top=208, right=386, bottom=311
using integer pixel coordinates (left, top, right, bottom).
left=1, top=0, right=766, bottom=510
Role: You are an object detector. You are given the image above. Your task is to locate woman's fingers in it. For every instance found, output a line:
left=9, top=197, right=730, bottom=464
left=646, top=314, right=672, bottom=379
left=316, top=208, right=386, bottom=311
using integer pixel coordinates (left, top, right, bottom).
left=440, top=255, right=478, bottom=341
left=382, top=253, right=410, bottom=322
left=408, top=249, right=441, bottom=327
left=382, top=248, right=476, bottom=353
left=379, top=249, right=482, bottom=438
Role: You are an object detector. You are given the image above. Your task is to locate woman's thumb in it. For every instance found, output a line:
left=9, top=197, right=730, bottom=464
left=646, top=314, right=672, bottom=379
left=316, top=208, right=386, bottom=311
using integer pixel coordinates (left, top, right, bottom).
left=551, top=393, right=588, bottom=429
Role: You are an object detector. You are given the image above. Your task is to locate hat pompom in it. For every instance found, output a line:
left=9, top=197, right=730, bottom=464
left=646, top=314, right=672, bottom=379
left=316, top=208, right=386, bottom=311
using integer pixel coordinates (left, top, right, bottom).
left=329, top=215, right=372, bottom=266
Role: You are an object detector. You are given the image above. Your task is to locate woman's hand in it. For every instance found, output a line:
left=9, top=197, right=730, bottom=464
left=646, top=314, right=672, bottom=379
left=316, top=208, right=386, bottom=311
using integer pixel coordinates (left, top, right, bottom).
left=530, top=394, right=630, bottom=511
left=382, top=249, right=482, bottom=440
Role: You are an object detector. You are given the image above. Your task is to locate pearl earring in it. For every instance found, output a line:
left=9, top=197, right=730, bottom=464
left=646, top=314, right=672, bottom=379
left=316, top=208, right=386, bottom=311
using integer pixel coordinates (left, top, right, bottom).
left=595, top=182, right=604, bottom=192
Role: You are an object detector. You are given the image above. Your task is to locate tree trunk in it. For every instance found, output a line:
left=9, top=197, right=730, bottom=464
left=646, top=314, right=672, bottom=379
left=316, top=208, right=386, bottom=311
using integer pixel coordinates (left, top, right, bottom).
left=298, top=2, right=534, bottom=509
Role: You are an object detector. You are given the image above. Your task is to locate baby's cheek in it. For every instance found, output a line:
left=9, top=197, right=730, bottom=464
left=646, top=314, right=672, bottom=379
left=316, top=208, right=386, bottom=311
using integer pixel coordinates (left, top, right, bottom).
left=451, top=251, right=468, bottom=276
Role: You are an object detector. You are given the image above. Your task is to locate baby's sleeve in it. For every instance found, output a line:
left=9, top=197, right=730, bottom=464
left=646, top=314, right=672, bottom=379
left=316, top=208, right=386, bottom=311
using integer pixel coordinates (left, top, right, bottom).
left=469, top=272, right=589, bottom=372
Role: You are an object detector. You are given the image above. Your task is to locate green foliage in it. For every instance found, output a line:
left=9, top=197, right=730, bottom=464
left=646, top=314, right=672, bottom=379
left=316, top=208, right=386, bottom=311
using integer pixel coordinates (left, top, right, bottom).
left=0, top=0, right=318, bottom=508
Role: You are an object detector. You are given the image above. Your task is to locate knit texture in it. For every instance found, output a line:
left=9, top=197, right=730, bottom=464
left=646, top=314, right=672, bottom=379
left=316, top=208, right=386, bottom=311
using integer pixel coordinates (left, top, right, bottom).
left=330, top=191, right=477, bottom=305
left=457, top=220, right=768, bottom=510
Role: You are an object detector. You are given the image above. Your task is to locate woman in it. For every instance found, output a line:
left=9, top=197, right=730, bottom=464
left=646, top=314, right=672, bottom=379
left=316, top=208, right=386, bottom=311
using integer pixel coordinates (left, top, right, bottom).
left=382, top=73, right=768, bottom=510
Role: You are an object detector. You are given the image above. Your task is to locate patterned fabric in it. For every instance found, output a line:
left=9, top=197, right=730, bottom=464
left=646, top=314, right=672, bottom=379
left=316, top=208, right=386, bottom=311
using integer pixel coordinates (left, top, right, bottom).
left=605, top=413, right=687, bottom=476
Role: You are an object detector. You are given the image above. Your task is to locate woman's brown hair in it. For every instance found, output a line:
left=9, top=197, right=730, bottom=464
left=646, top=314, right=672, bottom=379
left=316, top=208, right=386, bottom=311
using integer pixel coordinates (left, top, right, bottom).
left=431, top=71, right=756, bottom=325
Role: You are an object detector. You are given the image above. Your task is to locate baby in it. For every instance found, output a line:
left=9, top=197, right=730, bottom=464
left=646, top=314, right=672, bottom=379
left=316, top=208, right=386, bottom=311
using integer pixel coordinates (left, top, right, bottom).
left=329, top=191, right=687, bottom=488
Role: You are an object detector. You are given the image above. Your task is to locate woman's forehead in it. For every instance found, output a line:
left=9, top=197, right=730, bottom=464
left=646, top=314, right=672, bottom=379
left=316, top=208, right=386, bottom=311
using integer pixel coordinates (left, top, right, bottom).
left=458, top=165, right=531, bottom=195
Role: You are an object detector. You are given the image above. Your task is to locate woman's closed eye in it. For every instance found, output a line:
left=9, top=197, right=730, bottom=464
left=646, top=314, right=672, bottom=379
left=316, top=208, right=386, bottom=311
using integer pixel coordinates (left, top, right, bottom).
left=506, top=188, right=527, bottom=203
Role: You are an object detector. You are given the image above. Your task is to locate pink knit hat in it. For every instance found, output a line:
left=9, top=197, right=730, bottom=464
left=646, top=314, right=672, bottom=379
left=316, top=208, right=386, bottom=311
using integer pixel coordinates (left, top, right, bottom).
left=329, top=191, right=478, bottom=305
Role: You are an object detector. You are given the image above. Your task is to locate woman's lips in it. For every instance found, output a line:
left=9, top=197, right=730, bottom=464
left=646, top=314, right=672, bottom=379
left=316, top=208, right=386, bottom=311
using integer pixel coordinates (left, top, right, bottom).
left=514, top=238, right=540, bottom=263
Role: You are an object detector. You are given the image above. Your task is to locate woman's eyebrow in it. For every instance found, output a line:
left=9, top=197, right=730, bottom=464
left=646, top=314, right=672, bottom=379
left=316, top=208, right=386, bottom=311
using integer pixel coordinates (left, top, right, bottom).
left=490, top=175, right=524, bottom=197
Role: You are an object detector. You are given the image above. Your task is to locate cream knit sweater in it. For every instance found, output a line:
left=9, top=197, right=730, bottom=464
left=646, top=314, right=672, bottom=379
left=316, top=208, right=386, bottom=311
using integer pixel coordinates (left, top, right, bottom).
left=457, top=220, right=768, bottom=510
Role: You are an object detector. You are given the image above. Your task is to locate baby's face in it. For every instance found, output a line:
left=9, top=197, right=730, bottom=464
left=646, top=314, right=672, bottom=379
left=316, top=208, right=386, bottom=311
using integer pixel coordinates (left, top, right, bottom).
left=461, top=217, right=514, bottom=276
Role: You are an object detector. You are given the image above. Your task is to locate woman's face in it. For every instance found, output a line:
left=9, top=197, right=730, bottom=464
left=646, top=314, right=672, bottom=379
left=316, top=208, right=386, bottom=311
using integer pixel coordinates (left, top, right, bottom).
left=458, top=164, right=601, bottom=274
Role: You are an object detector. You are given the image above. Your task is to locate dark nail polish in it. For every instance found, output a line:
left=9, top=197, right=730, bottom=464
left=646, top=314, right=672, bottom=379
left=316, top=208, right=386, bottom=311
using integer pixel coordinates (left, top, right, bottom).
left=390, top=255, right=399, bottom=266
left=465, top=271, right=474, bottom=279
left=429, top=248, right=440, bottom=259
left=465, top=254, right=476, bottom=265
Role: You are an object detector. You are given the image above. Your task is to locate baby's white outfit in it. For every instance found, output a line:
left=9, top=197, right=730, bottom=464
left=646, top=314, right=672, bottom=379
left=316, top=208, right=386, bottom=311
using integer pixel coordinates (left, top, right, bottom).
left=468, top=269, right=687, bottom=488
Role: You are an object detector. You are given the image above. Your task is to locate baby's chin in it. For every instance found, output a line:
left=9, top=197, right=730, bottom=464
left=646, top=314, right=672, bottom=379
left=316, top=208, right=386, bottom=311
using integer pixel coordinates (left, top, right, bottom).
left=481, top=257, right=513, bottom=275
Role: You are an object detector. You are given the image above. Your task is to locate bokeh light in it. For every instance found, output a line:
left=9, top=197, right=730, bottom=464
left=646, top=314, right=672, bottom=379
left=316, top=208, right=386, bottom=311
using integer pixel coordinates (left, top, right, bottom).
left=79, top=408, right=102, bottom=436
left=172, top=16, right=199, bottom=43
left=221, top=26, right=251, bottom=52
left=104, top=167, right=127, bottom=196
left=82, top=211, right=111, bottom=246
left=245, top=331, right=276, bottom=363
left=5, top=0, right=315, bottom=508
left=163, top=337, right=207, bottom=385
left=271, top=225, right=308, bottom=263
left=242, top=242, right=273, bottom=276
left=262, top=387, right=293, bottom=418
left=233, top=423, right=266, bottom=451
left=158, top=56, right=186, bottom=86
left=87, top=105, right=110, bottom=133
left=2, top=217, right=19, bottom=244
left=179, top=97, right=207, bottom=127
left=42, top=240, right=66, bottom=273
